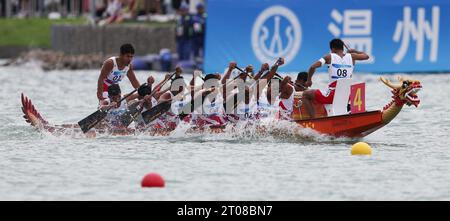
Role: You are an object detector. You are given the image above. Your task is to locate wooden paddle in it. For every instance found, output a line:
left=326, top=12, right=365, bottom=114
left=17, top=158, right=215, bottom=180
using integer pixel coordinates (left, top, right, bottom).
left=78, top=87, right=139, bottom=133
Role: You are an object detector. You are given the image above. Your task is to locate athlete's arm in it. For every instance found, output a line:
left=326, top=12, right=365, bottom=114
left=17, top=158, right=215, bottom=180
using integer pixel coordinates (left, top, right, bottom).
left=126, top=93, right=140, bottom=101
left=266, top=84, right=275, bottom=105
left=125, top=93, right=139, bottom=103
left=190, top=70, right=202, bottom=98
left=97, top=60, right=113, bottom=101
left=252, top=63, right=270, bottom=100
left=127, top=65, right=141, bottom=89
left=348, top=49, right=370, bottom=62
left=152, top=73, right=170, bottom=96
left=257, top=58, right=284, bottom=97
left=279, top=76, right=293, bottom=99
left=158, top=91, right=172, bottom=103
left=221, top=61, right=237, bottom=84
left=306, top=54, right=330, bottom=87
left=147, top=76, right=155, bottom=87
left=99, top=100, right=115, bottom=110
left=254, top=63, right=269, bottom=81
left=264, top=58, right=284, bottom=81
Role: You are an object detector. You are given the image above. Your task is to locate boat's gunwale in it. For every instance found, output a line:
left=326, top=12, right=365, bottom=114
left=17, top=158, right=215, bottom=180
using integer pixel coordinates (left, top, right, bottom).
left=294, top=110, right=381, bottom=123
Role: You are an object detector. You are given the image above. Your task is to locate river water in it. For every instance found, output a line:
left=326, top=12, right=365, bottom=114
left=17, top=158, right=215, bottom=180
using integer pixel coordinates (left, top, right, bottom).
left=0, top=62, right=449, bottom=200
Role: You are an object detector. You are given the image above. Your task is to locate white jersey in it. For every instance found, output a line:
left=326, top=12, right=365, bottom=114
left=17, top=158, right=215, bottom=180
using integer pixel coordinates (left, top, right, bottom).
left=235, top=100, right=258, bottom=120
left=328, top=53, right=353, bottom=85
left=104, top=57, right=130, bottom=86
left=278, top=85, right=295, bottom=113
left=104, top=99, right=128, bottom=127
left=192, top=93, right=227, bottom=127
left=202, top=94, right=225, bottom=115
left=170, top=90, right=191, bottom=115
left=256, top=88, right=278, bottom=118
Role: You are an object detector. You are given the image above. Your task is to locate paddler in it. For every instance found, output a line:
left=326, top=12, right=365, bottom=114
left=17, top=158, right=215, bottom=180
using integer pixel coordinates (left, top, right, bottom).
left=98, top=84, right=135, bottom=129
left=233, top=63, right=270, bottom=121
left=191, top=73, right=228, bottom=129
left=152, top=75, right=189, bottom=131
left=302, top=38, right=369, bottom=118
left=276, top=72, right=308, bottom=120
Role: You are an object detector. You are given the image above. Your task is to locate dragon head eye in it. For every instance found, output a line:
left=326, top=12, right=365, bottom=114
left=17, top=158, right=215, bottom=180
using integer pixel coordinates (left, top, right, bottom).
left=402, top=81, right=409, bottom=88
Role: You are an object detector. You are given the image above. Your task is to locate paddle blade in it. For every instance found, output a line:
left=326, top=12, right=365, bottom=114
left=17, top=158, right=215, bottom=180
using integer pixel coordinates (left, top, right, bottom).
left=141, top=101, right=172, bottom=124
left=119, top=102, right=143, bottom=127
left=78, top=109, right=108, bottom=133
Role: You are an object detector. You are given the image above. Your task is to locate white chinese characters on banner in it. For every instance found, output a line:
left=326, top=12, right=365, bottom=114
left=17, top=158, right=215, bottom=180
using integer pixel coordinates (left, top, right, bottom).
left=328, top=9, right=374, bottom=63
left=393, top=6, right=440, bottom=64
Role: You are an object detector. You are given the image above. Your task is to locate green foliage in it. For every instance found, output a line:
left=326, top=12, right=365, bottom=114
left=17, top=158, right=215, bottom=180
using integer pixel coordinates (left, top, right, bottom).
left=0, top=18, right=86, bottom=47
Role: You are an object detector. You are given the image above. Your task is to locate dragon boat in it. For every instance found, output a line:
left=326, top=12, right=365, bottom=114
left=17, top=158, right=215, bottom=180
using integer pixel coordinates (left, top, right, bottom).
left=20, top=76, right=422, bottom=138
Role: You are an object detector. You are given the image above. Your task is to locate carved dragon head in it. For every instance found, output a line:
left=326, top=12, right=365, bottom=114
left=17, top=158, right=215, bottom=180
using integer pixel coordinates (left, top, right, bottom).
left=380, top=76, right=422, bottom=107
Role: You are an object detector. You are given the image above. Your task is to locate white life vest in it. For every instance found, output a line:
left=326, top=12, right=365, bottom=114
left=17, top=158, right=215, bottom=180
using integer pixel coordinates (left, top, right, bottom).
left=104, top=57, right=130, bottom=86
left=328, top=53, right=353, bottom=86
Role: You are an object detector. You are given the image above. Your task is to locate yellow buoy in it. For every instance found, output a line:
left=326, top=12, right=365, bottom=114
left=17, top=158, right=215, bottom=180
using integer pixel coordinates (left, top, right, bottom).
left=351, top=142, right=372, bottom=155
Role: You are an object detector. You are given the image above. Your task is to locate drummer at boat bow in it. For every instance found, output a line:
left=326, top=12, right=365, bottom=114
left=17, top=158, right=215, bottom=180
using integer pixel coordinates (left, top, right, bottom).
left=97, top=43, right=141, bottom=102
left=302, top=38, right=369, bottom=118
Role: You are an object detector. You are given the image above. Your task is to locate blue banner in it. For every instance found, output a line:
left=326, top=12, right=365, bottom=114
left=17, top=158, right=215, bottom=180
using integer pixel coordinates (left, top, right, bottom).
left=204, top=0, right=450, bottom=73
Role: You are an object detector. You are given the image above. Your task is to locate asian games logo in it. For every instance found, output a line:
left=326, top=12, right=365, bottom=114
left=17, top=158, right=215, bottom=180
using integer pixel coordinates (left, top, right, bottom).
left=251, top=5, right=302, bottom=65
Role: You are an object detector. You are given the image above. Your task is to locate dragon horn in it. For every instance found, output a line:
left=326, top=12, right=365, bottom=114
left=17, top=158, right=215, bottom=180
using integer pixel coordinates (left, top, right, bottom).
left=380, top=77, right=402, bottom=89
left=398, top=76, right=421, bottom=84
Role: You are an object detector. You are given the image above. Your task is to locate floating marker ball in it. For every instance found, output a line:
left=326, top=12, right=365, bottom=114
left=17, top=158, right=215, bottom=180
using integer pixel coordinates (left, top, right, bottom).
left=351, top=142, right=372, bottom=155
left=141, top=173, right=165, bottom=188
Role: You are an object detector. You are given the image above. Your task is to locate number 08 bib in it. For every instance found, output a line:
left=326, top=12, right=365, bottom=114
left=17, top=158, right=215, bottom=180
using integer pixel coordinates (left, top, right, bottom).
left=328, top=53, right=353, bottom=84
